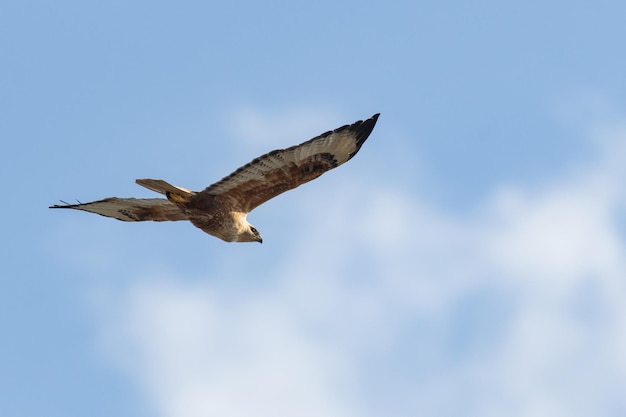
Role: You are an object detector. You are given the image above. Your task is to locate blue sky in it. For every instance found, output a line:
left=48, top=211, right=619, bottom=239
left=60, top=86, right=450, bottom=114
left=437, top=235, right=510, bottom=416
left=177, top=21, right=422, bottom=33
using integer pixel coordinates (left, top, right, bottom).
left=2, top=1, right=626, bottom=416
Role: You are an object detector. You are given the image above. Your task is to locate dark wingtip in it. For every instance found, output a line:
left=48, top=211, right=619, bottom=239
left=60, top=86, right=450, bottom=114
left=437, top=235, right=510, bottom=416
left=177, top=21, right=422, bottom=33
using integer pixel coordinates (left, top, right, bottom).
left=356, top=113, right=379, bottom=141
left=347, top=113, right=380, bottom=159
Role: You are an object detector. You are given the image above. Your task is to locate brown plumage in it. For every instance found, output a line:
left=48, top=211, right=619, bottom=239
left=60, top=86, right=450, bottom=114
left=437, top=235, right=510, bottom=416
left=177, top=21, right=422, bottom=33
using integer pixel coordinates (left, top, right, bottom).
left=50, top=113, right=380, bottom=242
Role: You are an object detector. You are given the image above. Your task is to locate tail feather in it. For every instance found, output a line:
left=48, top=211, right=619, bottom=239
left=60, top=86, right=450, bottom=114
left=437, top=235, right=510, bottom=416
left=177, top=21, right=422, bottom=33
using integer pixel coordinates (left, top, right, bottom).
left=136, top=179, right=194, bottom=203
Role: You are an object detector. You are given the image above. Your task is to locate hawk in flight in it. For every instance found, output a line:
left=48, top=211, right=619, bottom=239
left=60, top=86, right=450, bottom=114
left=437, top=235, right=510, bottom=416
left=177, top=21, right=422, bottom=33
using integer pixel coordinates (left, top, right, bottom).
left=50, top=113, right=380, bottom=243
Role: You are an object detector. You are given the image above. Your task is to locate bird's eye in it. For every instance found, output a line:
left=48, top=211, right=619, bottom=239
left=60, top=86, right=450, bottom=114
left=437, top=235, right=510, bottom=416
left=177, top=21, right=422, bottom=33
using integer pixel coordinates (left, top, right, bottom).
left=251, top=227, right=258, bottom=234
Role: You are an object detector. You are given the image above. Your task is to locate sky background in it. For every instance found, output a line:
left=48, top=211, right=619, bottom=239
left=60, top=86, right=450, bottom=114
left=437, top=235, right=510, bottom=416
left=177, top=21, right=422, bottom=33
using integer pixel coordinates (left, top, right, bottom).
left=2, top=1, right=626, bottom=416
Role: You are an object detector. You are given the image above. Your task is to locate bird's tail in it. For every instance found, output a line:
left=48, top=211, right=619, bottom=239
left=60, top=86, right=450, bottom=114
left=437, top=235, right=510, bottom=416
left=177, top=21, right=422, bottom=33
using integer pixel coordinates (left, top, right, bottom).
left=135, top=179, right=194, bottom=203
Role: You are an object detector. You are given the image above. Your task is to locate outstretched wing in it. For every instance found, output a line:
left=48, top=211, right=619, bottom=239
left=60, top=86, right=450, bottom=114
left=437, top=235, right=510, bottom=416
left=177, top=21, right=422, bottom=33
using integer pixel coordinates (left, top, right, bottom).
left=49, top=198, right=188, bottom=222
left=202, top=113, right=379, bottom=213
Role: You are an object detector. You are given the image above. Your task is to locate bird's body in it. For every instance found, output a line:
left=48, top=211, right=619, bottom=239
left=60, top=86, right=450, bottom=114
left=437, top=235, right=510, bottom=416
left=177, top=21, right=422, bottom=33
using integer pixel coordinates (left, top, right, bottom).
left=51, top=113, right=380, bottom=242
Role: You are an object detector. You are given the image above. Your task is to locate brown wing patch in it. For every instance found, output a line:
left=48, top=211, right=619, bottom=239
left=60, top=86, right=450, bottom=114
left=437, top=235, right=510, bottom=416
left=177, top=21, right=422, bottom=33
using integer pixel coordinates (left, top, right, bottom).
left=202, top=114, right=379, bottom=212
left=215, top=152, right=339, bottom=212
left=49, top=198, right=188, bottom=222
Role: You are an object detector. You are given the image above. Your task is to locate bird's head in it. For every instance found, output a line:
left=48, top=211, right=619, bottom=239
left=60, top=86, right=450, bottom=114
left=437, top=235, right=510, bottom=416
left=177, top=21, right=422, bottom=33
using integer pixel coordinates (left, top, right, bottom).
left=231, top=212, right=263, bottom=243
left=238, top=224, right=263, bottom=243
left=249, top=225, right=263, bottom=243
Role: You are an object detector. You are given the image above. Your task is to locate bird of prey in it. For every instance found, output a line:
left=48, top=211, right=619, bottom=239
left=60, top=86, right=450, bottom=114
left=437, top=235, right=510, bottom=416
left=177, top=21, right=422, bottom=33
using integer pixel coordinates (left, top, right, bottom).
left=50, top=113, right=380, bottom=243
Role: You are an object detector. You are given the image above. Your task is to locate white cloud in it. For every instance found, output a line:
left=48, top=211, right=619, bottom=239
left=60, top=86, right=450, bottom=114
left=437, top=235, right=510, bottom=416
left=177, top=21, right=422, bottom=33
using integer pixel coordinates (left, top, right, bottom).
left=486, top=178, right=624, bottom=287
left=98, top=276, right=363, bottom=417
left=95, top=109, right=626, bottom=417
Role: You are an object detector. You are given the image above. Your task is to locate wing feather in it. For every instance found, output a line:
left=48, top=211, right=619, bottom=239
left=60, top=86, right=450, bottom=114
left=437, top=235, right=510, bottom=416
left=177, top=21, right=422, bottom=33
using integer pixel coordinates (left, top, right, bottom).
left=49, top=198, right=187, bottom=222
left=202, top=113, right=379, bottom=212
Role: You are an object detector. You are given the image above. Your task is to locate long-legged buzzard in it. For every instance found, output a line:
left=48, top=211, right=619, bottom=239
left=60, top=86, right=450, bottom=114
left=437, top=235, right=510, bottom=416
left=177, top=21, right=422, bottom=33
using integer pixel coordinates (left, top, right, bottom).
left=50, top=113, right=380, bottom=243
